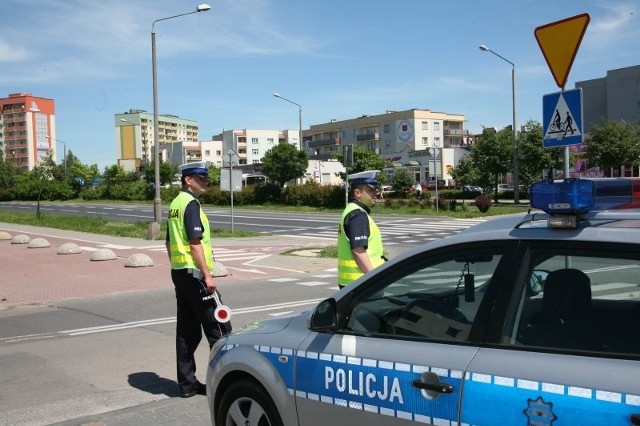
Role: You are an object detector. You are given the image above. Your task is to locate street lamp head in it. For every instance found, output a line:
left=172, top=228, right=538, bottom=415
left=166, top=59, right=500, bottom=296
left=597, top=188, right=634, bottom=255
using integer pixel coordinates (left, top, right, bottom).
left=272, top=92, right=281, bottom=98
left=479, top=44, right=490, bottom=52
left=196, top=4, right=211, bottom=12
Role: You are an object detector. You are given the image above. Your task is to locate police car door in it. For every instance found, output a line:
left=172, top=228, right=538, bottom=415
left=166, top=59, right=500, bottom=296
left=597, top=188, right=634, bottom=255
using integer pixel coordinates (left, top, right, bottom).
left=460, top=243, right=640, bottom=425
left=294, top=243, right=512, bottom=425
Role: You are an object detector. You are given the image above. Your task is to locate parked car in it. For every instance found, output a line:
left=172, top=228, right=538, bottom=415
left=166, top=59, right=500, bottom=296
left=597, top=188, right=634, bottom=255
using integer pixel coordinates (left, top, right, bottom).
left=461, top=185, right=483, bottom=193
left=497, top=184, right=514, bottom=193
left=207, top=177, right=640, bottom=426
left=375, top=184, right=395, bottom=198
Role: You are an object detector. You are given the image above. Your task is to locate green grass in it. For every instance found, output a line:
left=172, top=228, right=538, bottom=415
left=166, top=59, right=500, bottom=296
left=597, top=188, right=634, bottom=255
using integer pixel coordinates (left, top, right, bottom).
left=0, top=210, right=263, bottom=239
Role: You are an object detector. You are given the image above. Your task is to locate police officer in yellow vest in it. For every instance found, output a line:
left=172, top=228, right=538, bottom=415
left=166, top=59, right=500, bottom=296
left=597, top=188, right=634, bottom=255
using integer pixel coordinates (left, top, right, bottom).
left=165, top=161, right=231, bottom=398
left=338, top=176, right=385, bottom=288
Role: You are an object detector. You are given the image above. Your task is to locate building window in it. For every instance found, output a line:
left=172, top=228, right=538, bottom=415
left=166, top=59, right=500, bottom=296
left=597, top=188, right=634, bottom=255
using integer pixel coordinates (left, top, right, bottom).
left=422, top=121, right=429, bottom=130
left=238, top=148, right=246, bottom=154
left=434, top=137, right=441, bottom=145
left=252, top=138, right=259, bottom=144
left=252, top=149, right=259, bottom=155
left=383, top=124, right=390, bottom=133
left=422, top=137, right=429, bottom=145
left=216, top=150, right=221, bottom=156
left=267, top=138, right=274, bottom=144
left=434, top=122, right=440, bottom=131
left=204, top=150, right=210, bottom=156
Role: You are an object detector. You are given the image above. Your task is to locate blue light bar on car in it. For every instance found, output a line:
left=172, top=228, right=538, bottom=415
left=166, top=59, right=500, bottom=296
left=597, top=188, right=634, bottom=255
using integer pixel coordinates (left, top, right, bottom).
left=530, top=178, right=634, bottom=214
left=530, top=179, right=594, bottom=214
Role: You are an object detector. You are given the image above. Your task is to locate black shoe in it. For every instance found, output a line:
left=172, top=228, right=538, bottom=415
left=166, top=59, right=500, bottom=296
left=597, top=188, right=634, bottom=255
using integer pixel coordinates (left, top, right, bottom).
left=180, top=388, right=197, bottom=398
left=196, top=382, right=207, bottom=396
left=181, top=382, right=206, bottom=398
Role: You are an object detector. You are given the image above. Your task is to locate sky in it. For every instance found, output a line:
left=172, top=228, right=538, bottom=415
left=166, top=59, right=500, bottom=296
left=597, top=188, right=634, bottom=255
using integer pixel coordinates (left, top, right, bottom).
left=1, top=0, right=638, bottom=170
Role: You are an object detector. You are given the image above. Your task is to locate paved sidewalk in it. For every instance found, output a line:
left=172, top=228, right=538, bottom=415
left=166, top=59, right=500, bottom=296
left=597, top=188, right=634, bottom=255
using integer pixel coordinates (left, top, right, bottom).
left=0, top=223, right=336, bottom=308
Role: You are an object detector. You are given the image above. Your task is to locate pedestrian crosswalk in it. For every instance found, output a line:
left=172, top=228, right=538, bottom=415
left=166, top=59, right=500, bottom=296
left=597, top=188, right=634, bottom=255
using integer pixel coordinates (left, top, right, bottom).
left=268, top=218, right=488, bottom=246
left=265, top=267, right=339, bottom=297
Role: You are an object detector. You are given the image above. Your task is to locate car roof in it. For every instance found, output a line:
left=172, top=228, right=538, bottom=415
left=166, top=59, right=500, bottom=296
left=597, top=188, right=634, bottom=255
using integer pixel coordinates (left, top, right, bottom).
left=382, top=210, right=640, bottom=268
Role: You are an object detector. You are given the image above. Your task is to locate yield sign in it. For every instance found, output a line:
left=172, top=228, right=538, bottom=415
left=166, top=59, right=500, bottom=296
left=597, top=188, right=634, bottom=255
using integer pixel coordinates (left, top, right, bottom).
left=535, top=13, right=590, bottom=89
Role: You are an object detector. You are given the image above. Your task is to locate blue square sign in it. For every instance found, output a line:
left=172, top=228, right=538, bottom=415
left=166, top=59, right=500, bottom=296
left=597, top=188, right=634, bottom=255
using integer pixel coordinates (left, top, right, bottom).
left=542, top=88, right=583, bottom=148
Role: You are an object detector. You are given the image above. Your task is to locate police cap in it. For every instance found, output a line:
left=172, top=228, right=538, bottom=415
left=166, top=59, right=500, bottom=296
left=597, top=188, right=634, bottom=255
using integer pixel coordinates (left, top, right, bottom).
left=179, top=161, right=209, bottom=178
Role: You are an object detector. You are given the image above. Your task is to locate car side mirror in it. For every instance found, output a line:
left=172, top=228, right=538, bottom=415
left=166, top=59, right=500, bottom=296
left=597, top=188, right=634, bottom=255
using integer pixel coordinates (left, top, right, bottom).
left=309, top=298, right=337, bottom=331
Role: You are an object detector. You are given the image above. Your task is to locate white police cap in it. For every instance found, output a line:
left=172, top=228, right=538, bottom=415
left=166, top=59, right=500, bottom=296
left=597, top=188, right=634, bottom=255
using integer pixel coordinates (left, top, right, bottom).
left=179, top=161, right=209, bottom=177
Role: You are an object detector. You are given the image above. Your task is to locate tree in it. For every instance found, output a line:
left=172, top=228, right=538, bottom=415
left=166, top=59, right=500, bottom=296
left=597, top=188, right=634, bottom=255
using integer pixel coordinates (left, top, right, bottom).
left=348, top=146, right=387, bottom=174
left=585, top=120, right=640, bottom=176
left=142, top=161, right=174, bottom=186
left=103, top=164, right=127, bottom=184
left=517, top=120, right=563, bottom=186
left=208, top=165, right=221, bottom=185
left=0, top=155, right=18, bottom=190
left=391, top=168, right=415, bottom=193
left=470, top=127, right=512, bottom=200
left=449, top=155, right=481, bottom=188
left=261, top=143, right=309, bottom=187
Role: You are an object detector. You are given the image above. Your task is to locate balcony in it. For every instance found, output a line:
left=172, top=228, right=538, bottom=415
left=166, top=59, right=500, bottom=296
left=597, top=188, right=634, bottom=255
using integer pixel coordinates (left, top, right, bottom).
left=309, top=138, right=341, bottom=148
left=443, top=128, right=464, bottom=136
left=356, top=132, right=379, bottom=142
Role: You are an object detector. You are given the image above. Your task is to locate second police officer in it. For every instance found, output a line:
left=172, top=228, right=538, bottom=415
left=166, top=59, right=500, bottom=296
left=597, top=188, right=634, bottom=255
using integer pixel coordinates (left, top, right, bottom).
left=337, top=174, right=386, bottom=288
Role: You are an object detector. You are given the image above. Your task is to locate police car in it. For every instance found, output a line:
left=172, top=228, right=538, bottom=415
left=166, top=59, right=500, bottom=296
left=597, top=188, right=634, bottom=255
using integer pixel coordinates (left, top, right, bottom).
left=207, top=178, right=640, bottom=426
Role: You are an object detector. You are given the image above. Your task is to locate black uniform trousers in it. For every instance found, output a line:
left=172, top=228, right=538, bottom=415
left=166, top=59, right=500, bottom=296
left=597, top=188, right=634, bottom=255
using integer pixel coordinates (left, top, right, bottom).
left=171, top=268, right=231, bottom=393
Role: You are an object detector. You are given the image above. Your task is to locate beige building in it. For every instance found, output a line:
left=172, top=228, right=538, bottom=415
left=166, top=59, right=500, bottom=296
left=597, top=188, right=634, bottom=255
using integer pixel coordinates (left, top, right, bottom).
left=306, top=108, right=470, bottom=185
left=114, top=109, right=199, bottom=172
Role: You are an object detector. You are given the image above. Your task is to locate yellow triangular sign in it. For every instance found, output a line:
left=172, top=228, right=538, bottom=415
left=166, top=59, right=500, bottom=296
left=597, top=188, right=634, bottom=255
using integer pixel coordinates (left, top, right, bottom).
left=535, top=13, right=590, bottom=89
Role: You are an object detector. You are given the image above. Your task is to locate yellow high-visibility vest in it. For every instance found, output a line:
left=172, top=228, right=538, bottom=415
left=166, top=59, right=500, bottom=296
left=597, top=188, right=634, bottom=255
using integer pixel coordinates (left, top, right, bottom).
left=168, top=191, right=213, bottom=271
left=337, top=203, right=384, bottom=286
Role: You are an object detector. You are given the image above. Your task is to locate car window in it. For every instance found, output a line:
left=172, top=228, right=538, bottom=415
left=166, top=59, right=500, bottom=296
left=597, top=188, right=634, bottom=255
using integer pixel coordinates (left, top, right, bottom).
left=343, top=247, right=506, bottom=343
left=505, top=248, right=640, bottom=358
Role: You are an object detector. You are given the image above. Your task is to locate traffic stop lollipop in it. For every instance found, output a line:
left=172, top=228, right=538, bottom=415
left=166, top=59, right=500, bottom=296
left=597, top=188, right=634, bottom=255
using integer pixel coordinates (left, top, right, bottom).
left=201, top=285, right=231, bottom=323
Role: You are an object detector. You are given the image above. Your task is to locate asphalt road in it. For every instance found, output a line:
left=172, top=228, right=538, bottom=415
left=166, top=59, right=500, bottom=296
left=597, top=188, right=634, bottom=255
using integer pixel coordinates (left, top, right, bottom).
left=0, top=201, right=487, bottom=250
left=0, top=226, right=340, bottom=426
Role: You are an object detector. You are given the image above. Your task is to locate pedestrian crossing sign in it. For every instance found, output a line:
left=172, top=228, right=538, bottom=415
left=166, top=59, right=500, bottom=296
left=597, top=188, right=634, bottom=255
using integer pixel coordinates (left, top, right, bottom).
left=542, top=88, right=583, bottom=148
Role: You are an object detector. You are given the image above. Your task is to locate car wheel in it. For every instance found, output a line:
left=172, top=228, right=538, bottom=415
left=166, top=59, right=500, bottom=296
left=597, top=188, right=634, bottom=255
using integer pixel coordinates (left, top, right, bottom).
left=216, top=378, right=283, bottom=426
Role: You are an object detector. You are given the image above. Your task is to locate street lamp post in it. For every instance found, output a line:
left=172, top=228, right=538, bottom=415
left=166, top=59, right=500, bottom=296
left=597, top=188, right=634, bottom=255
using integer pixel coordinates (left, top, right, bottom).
left=46, top=136, right=67, bottom=172
left=272, top=93, right=302, bottom=150
left=149, top=3, right=211, bottom=240
left=479, top=44, right=519, bottom=203
left=431, top=144, right=439, bottom=213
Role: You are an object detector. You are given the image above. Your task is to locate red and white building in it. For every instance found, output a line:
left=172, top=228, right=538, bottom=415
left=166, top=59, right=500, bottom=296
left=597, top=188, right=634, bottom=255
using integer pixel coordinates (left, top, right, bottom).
left=0, top=92, right=56, bottom=171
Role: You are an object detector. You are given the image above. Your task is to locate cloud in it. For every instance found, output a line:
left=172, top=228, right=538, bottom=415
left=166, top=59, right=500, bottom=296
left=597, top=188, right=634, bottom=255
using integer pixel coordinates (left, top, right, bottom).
left=0, top=39, right=31, bottom=62
left=586, top=3, right=639, bottom=50
left=0, top=0, right=327, bottom=86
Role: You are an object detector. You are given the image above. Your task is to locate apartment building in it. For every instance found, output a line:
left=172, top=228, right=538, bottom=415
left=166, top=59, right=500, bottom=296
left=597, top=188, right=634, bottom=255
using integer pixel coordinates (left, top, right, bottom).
left=169, top=138, right=224, bottom=168
left=306, top=108, right=468, bottom=185
left=576, top=64, right=640, bottom=134
left=0, top=92, right=56, bottom=171
left=219, top=129, right=296, bottom=166
left=114, top=109, right=199, bottom=171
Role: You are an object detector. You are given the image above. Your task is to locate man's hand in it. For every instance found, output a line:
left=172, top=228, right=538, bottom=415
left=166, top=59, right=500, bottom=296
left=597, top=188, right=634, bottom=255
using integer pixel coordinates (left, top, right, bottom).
left=203, top=274, right=216, bottom=294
